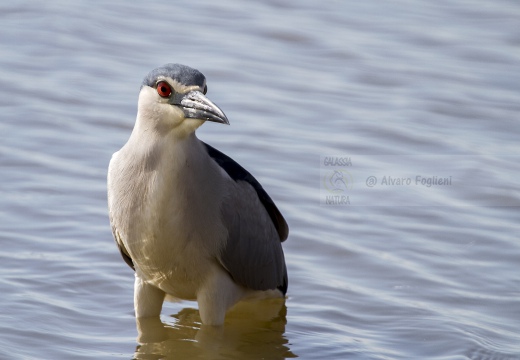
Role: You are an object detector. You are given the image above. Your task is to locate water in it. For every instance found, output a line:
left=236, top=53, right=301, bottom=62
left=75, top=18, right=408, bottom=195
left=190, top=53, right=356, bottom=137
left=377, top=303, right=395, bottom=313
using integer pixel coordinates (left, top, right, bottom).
left=1, top=1, right=519, bottom=359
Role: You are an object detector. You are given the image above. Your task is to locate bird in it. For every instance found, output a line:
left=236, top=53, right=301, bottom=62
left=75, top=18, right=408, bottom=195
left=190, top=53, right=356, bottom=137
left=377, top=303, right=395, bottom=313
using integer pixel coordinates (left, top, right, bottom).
left=107, top=63, right=289, bottom=326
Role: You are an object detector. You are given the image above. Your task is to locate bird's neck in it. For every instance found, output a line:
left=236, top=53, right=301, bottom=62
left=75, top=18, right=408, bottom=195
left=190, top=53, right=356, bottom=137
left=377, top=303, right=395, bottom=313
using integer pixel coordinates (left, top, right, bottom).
left=125, top=120, right=202, bottom=170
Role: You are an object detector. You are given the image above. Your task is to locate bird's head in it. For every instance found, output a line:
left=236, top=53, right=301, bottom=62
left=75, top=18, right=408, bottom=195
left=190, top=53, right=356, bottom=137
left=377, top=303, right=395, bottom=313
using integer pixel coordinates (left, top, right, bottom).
left=136, top=64, right=229, bottom=137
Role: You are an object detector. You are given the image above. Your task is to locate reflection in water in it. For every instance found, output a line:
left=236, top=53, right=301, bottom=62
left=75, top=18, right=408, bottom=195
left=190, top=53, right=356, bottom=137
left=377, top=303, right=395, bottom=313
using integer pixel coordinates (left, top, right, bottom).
left=134, top=299, right=297, bottom=359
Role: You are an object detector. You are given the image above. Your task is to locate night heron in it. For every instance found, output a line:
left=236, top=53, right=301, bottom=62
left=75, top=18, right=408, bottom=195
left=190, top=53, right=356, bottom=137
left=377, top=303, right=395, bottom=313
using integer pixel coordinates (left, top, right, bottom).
left=107, top=64, right=289, bottom=325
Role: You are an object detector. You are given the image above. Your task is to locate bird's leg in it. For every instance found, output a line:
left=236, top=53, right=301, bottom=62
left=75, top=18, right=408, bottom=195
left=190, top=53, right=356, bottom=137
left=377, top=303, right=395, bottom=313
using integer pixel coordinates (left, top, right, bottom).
left=134, top=274, right=166, bottom=318
left=197, top=266, right=245, bottom=326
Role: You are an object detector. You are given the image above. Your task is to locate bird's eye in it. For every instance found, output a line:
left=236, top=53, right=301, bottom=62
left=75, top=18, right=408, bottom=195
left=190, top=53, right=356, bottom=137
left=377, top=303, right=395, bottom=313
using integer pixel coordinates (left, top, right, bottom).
left=203, top=85, right=207, bottom=95
left=156, top=81, right=172, bottom=97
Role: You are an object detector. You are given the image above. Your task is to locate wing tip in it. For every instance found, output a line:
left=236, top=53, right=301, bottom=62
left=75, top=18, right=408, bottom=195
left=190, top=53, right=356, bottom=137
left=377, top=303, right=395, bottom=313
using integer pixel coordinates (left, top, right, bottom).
left=278, top=268, right=288, bottom=295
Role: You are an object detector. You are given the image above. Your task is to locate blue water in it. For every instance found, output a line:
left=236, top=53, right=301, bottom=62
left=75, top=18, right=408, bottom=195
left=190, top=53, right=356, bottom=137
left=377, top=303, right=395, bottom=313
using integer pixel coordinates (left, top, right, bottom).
left=1, top=1, right=519, bottom=359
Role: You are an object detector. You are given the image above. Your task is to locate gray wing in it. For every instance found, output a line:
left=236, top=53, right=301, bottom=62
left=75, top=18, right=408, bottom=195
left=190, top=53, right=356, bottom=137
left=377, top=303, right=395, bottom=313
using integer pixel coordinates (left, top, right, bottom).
left=204, top=143, right=288, bottom=294
left=203, top=143, right=288, bottom=241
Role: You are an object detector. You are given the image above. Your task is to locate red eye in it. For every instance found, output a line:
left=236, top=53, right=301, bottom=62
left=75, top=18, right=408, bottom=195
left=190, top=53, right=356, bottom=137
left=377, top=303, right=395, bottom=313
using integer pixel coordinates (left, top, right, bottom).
left=156, top=81, right=172, bottom=97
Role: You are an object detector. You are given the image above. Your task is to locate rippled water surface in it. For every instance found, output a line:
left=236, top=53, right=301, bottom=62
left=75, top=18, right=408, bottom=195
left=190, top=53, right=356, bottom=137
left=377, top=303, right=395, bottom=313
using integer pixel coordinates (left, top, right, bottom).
left=1, top=1, right=519, bottom=359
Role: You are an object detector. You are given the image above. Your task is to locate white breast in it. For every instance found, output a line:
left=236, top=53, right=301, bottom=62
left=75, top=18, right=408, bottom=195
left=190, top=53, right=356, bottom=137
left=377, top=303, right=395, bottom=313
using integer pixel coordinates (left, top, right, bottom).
left=108, top=133, right=230, bottom=300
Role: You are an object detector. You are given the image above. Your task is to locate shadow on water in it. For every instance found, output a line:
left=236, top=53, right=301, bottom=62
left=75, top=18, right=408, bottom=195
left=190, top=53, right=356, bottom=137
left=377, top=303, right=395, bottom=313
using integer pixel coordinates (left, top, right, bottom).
left=134, top=299, right=297, bottom=359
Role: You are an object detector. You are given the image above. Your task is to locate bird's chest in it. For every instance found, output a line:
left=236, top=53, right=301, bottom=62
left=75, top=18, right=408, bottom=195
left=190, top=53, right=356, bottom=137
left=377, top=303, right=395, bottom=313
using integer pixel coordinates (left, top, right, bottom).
left=114, top=155, right=228, bottom=298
